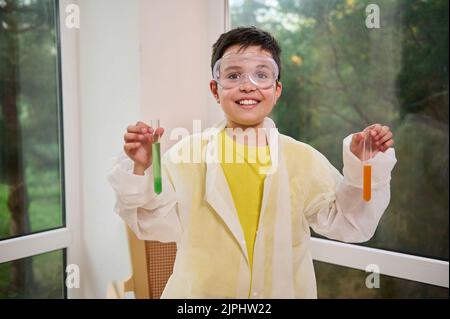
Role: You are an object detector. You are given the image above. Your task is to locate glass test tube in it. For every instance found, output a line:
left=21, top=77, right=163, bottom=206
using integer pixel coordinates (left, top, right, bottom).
left=152, top=119, right=162, bottom=194
left=362, top=130, right=372, bottom=202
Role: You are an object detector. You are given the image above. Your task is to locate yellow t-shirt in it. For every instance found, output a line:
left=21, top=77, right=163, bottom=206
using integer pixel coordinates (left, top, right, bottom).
left=218, top=129, right=271, bottom=270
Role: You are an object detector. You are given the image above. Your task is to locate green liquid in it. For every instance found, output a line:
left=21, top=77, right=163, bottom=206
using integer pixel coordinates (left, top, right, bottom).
left=152, top=142, right=162, bottom=194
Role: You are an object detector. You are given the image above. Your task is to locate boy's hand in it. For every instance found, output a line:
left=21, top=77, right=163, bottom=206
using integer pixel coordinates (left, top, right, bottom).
left=123, top=121, right=164, bottom=174
left=350, top=124, right=394, bottom=161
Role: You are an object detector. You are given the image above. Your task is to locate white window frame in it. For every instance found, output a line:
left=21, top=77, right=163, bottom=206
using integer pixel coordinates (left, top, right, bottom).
left=0, top=0, right=82, bottom=299
left=311, top=238, right=448, bottom=288
left=225, top=0, right=449, bottom=290
left=59, top=0, right=83, bottom=299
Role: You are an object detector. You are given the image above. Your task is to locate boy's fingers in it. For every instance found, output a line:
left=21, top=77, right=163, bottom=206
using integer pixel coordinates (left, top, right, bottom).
left=137, top=121, right=155, bottom=134
left=145, top=127, right=165, bottom=140
left=128, top=123, right=164, bottom=137
left=373, top=126, right=390, bottom=141
left=124, top=132, right=143, bottom=142
left=154, top=127, right=165, bottom=137
left=366, top=124, right=382, bottom=136
left=124, top=142, right=141, bottom=152
left=127, top=125, right=148, bottom=134
left=141, top=133, right=154, bottom=144
left=136, top=121, right=150, bottom=129
left=377, top=131, right=393, bottom=145
left=352, top=132, right=364, bottom=142
left=143, top=133, right=152, bottom=141
left=127, top=125, right=141, bottom=133
left=379, top=125, right=390, bottom=137
left=383, top=139, right=394, bottom=150
left=371, top=129, right=378, bottom=138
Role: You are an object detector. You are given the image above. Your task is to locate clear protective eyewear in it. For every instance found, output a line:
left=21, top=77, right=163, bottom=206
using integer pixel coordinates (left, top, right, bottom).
left=213, top=53, right=279, bottom=90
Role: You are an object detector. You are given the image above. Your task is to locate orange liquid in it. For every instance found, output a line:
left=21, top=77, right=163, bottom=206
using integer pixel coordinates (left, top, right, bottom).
left=363, top=164, right=371, bottom=201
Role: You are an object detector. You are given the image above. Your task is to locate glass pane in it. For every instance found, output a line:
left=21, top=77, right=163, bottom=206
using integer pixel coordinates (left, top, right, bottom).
left=314, top=261, right=448, bottom=298
left=0, top=0, right=64, bottom=240
left=0, top=249, right=65, bottom=298
left=230, top=0, right=449, bottom=260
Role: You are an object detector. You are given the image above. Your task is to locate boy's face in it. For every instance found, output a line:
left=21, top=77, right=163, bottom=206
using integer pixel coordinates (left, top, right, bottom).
left=210, top=45, right=282, bottom=129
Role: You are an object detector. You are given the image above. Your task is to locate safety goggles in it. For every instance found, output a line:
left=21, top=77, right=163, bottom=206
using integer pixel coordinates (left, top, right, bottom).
left=213, top=53, right=279, bottom=90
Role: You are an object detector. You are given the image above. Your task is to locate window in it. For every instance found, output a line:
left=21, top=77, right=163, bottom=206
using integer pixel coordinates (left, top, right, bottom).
left=0, top=250, right=65, bottom=298
left=0, top=0, right=67, bottom=298
left=230, top=0, right=448, bottom=296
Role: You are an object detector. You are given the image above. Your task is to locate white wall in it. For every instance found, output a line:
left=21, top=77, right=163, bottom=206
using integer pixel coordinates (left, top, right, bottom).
left=77, top=0, right=140, bottom=298
left=74, top=0, right=226, bottom=298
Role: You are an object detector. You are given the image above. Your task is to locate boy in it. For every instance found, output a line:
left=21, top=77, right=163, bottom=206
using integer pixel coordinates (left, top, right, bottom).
left=108, top=27, right=397, bottom=298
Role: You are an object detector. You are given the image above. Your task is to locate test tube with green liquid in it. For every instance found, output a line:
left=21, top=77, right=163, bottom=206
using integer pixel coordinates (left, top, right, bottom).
left=152, top=119, right=162, bottom=194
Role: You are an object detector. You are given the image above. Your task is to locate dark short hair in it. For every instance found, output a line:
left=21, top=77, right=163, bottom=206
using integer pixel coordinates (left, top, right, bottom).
left=211, top=26, right=282, bottom=81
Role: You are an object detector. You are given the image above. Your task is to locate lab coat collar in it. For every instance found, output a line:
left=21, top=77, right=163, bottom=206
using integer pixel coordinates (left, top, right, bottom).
left=203, top=117, right=280, bottom=174
left=203, top=117, right=282, bottom=264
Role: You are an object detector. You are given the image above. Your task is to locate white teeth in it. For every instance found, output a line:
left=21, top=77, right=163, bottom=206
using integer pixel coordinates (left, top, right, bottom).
left=238, top=100, right=258, bottom=105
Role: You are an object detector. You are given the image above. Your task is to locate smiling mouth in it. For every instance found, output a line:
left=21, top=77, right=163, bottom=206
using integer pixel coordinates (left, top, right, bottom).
left=235, top=99, right=260, bottom=109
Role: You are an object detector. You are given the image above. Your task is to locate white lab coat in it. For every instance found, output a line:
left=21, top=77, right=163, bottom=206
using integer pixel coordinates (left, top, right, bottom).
left=108, top=117, right=397, bottom=298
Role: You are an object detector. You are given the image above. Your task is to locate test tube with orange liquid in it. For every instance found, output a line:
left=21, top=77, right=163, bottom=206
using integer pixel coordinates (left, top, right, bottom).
left=363, top=131, right=372, bottom=201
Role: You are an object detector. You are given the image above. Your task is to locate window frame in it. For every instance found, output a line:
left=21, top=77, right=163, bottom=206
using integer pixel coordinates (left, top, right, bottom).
left=311, top=238, right=448, bottom=288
